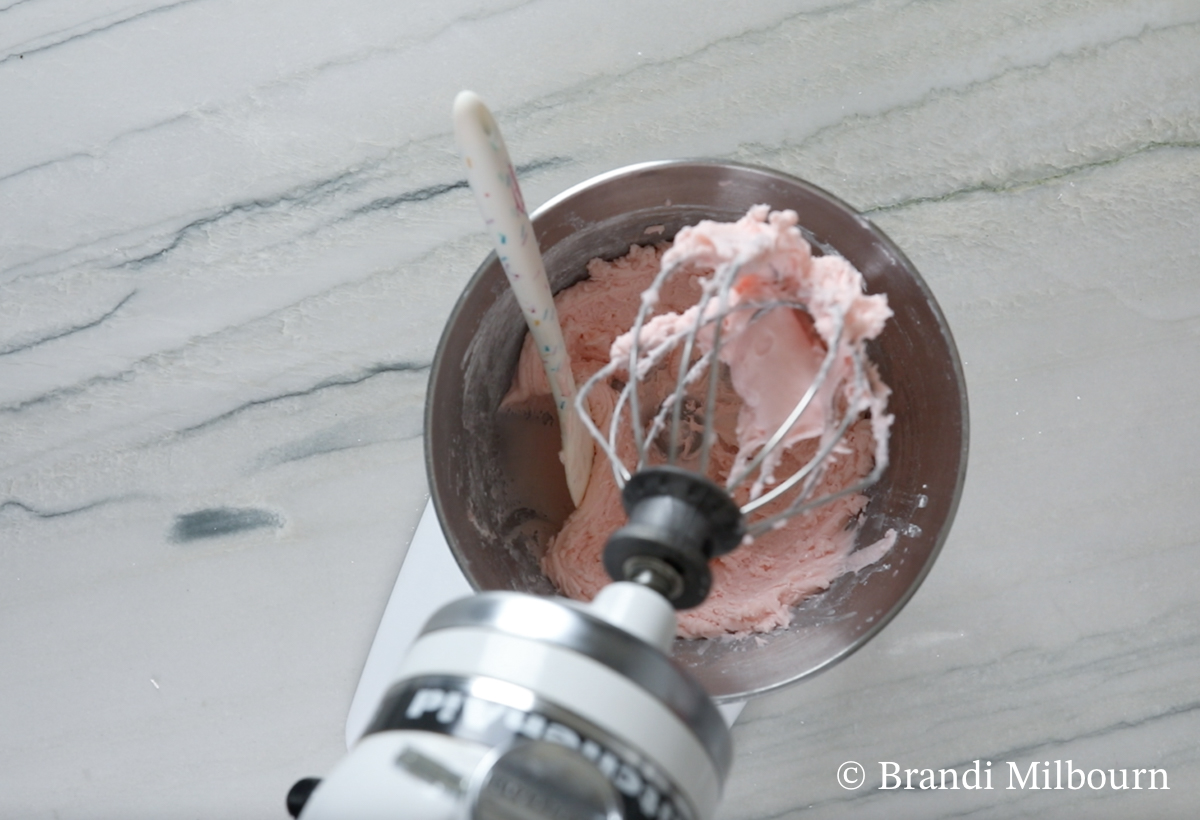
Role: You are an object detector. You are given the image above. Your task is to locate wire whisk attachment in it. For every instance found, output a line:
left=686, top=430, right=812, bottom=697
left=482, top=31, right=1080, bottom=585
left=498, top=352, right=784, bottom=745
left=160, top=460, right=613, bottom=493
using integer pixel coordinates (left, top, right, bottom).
left=575, top=206, right=893, bottom=608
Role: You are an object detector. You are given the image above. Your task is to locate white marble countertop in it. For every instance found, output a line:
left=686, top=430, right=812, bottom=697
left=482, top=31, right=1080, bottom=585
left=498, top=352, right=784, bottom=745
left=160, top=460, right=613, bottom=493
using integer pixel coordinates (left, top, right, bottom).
left=2, top=1, right=1198, bottom=817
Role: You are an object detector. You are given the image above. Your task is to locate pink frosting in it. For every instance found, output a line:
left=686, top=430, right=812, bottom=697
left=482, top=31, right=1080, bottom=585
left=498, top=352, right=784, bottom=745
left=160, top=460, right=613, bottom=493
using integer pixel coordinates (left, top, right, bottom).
left=503, top=207, right=895, bottom=639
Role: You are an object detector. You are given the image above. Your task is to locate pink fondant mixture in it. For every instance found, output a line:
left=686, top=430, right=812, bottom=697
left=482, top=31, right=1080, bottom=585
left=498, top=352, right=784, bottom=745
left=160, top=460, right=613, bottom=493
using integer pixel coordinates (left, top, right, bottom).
left=503, top=206, right=896, bottom=639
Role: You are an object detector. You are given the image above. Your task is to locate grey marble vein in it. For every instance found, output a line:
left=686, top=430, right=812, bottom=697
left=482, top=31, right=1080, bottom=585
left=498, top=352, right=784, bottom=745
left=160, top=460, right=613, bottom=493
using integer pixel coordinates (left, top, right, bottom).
left=0, top=496, right=128, bottom=519
left=0, top=290, right=135, bottom=356
left=865, top=139, right=1200, bottom=216
left=972, top=697, right=1200, bottom=771
left=0, top=0, right=206, bottom=65
left=255, top=425, right=423, bottom=470
left=0, top=365, right=132, bottom=415
left=117, top=170, right=363, bottom=269
left=350, top=156, right=571, bottom=217
left=0, top=150, right=96, bottom=186
left=175, top=361, right=430, bottom=437
left=0, top=0, right=37, bottom=15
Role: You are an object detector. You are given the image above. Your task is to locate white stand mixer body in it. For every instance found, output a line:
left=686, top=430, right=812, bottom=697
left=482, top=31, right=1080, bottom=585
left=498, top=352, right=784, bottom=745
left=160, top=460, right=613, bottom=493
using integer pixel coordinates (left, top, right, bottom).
left=299, top=585, right=730, bottom=820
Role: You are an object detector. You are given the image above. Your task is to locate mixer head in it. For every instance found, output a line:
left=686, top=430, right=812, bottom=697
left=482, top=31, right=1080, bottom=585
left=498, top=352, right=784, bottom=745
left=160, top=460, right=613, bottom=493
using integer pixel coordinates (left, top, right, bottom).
left=575, top=206, right=893, bottom=609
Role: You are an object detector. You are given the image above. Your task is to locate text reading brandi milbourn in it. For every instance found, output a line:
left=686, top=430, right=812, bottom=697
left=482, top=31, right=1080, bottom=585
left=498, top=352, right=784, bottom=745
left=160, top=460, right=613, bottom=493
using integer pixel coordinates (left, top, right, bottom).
left=836, top=760, right=1169, bottom=792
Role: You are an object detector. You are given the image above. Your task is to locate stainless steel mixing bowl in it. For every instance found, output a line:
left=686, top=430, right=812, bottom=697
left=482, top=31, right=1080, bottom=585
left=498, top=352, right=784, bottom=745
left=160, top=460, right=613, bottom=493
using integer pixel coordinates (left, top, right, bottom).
left=425, top=160, right=968, bottom=701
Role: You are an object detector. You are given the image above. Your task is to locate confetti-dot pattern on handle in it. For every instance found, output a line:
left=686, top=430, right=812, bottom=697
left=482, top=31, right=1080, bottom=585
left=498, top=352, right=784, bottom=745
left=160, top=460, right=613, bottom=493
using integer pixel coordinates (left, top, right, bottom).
left=453, top=91, right=593, bottom=506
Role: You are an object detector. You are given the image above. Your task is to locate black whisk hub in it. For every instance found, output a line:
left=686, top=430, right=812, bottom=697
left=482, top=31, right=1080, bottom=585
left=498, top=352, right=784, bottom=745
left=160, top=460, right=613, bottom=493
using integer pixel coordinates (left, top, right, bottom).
left=603, top=466, right=745, bottom=610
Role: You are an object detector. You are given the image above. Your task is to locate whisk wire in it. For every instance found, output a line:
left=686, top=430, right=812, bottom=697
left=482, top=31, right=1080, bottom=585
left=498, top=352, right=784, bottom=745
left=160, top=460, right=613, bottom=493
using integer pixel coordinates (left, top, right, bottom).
left=697, top=265, right=736, bottom=478
left=666, top=290, right=705, bottom=465
left=740, top=386, right=856, bottom=517
left=576, top=364, right=629, bottom=486
left=645, top=347, right=712, bottom=465
left=624, top=258, right=689, bottom=472
left=743, top=351, right=884, bottom=534
left=725, top=308, right=846, bottom=495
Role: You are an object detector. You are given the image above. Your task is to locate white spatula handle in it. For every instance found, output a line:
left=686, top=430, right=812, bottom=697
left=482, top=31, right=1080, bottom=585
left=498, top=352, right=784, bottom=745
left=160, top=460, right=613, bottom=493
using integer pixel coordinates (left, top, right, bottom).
left=453, top=90, right=593, bottom=505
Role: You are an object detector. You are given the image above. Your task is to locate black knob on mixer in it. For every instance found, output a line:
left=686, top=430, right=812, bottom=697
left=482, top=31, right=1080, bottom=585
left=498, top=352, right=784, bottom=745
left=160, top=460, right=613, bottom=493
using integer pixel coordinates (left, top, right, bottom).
left=286, top=777, right=321, bottom=818
left=604, top=466, right=745, bottom=610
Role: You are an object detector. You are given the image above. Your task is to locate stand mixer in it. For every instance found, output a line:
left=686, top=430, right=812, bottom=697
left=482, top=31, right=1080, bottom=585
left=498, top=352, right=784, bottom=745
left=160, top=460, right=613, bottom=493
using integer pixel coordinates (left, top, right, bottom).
left=294, top=584, right=728, bottom=820
left=286, top=156, right=968, bottom=818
